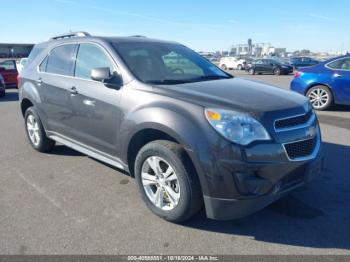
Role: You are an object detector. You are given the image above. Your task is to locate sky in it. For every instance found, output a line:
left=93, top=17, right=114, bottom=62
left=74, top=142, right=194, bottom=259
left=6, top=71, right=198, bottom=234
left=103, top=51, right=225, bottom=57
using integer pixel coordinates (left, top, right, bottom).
left=1, top=0, right=349, bottom=53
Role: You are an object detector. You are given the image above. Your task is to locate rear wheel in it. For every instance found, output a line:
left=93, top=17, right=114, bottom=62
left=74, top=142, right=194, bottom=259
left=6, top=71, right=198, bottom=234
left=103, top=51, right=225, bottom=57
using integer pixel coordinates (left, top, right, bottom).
left=221, top=64, right=227, bottom=70
left=306, top=85, right=333, bottom=111
left=249, top=68, right=255, bottom=75
left=0, top=89, right=5, bottom=97
left=24, top=107, right=56, bottom=152
left=134, top=140, right=202, bottom=222
left=237, top=64, right=242, bottom=70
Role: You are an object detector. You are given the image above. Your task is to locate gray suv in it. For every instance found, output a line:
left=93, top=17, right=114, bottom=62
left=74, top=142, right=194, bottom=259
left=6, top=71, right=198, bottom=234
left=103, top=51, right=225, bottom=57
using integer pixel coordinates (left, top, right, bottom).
left=19, top=32, right=322, bottom=222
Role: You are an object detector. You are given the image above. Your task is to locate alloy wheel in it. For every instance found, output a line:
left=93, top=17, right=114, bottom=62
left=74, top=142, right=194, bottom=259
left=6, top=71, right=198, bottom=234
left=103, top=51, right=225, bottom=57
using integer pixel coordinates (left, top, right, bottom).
left=26, top=114, right=41, bottom=146
left=141, top=156, right=180, bottom=211
left=308, top=88, right=329, bottom=109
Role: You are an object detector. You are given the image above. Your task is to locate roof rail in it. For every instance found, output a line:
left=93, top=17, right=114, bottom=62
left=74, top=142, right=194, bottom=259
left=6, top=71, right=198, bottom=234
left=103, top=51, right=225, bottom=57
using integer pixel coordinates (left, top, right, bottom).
left=129, top=35, right=146, bottom=38
left=50, top=31, right=91, bottom=40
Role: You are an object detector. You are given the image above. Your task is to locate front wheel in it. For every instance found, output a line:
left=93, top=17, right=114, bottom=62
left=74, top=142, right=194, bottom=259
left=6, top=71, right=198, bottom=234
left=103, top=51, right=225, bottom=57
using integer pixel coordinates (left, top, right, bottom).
left=221, top=64, right=227, bottom=70
left=134, top=140, right=202, bottom=222
left=274, top=68, right=281, bottom=75
left=306, top=85, right=333, bottom=111
left=249, top=68, right=255, bottom=75
left=237, top=64, right=242, bottom=70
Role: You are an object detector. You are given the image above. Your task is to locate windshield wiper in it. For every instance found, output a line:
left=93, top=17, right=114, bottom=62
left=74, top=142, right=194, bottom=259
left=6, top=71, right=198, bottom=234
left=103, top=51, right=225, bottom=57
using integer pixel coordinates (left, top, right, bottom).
left=145, top=79, right=191, bottom=85
left=189, top=75, right=232, bottom=82
left=146, top=75, right=232, bottom=85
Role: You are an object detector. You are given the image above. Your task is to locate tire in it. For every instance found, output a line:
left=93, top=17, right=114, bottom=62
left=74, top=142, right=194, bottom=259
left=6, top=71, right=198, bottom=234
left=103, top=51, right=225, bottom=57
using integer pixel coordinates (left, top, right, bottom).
left=274, top=68, right=281, bottom=75
left=306, top=85, right=334, bottom=111
left=237, top=64, right=242, bottom=70
left=249, top=68, right=255, bottom=75
left=0, top=90, right=5, bottom=97
left=134, top=140, right=202, bottom=222
left=221, top=64, right=227, bottom=70
left=24, top=107, right=56, bottom=152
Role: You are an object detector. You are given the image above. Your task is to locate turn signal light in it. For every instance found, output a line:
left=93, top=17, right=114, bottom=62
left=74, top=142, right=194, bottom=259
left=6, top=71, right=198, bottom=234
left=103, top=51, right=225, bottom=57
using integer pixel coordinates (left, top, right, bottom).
left=206, top=110, right=221, bottom=121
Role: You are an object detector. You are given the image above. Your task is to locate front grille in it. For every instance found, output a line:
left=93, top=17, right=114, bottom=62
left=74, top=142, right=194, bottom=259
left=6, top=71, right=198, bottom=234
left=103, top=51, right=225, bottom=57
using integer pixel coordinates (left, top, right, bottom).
left=284, top=137, right=317, bottom=160
left=275, top=111, right=312, bottom=130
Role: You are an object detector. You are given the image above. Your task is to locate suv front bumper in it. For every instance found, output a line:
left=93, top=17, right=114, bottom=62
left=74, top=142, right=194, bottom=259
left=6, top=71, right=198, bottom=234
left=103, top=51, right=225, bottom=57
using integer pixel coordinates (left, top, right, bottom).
left=203, top=154, right=323, bottom=220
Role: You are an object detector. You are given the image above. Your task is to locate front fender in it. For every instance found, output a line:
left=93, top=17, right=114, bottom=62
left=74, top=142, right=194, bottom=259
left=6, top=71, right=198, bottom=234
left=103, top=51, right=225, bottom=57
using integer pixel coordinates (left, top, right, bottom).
left=119, top=105, right=217, bottom=196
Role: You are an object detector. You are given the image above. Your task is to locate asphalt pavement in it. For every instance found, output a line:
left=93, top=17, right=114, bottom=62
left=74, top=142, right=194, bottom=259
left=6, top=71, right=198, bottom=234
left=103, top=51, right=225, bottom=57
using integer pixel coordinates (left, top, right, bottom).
left=0, top=71, right=349, bottom=255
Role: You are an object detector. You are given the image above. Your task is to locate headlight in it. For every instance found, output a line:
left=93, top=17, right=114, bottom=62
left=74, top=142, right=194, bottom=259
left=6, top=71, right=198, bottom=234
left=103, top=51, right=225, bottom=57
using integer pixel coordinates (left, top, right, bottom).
left=205, top=108, right=270, bottom=145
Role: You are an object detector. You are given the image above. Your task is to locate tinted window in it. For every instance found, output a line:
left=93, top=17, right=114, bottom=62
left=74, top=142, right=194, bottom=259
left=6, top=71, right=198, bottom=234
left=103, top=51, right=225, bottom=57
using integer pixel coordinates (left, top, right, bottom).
left=46, top=44, right=76, bottom=75
left=328, top=58, right=350, bottom=70
left=75, top=44, right=115, bottom=79
left=113, top=42, right=230, bottom=85
left=0, top=60, right=16, bottom=70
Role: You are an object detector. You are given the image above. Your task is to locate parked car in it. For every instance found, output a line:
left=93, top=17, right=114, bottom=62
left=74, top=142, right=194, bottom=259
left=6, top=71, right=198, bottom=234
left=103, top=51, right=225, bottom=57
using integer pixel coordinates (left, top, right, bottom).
left=17, top=58, right=28, bottom=73
left=289, top=57, right=319, bottom=69
left=291, top=55, right=350, bottom=110
left=19, top=32, right=322, bottom=222
left=0, top=60, right=18, bottom=88
left=247, top=58, right=294, bottom=75
left=0, top=74, right=5, bottom=96
left=219, top=56, right=246, bottom=70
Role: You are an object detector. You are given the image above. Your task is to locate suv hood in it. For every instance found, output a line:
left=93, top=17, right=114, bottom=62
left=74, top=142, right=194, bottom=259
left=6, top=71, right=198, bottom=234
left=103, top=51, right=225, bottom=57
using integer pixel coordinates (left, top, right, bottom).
left=153, top=78, right=309, bottom=119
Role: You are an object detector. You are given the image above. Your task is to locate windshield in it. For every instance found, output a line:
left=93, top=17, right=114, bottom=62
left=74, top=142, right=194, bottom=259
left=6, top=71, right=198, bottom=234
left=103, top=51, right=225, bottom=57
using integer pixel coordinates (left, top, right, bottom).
left=112, top=42, right=232, bottom=85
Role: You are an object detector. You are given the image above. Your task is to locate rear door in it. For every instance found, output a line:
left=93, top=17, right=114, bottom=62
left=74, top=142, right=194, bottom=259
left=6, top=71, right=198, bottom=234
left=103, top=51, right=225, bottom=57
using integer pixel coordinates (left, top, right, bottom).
left=38, top=44, right=78, bottom=137
left=68, top=43, right=122, bottom=156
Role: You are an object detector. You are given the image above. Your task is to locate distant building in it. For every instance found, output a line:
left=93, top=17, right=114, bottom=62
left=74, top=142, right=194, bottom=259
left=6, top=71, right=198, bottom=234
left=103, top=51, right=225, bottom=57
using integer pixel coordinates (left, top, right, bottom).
left=230, top=39, right=287, bottom=57
left=0, top=43, right=34, bottom=60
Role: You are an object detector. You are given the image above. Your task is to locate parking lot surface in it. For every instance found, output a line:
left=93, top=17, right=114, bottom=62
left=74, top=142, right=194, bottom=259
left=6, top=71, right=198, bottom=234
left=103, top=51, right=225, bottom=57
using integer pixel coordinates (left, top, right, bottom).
left=0, top=71, right=350, bottom=255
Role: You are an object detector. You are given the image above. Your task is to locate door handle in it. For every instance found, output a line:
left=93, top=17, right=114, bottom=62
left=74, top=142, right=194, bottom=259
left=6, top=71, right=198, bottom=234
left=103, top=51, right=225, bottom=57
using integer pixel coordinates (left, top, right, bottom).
left=35, top=78, right=43, bottom=86
left=334, top=73, right=344, bottom=78
left=70, top=86, right=78, bottom=95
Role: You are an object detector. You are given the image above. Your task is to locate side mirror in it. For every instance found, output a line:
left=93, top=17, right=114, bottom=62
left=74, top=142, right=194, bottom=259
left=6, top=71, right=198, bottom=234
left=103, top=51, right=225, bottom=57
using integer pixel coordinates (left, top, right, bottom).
left=90, top=67, right=122, bottom=89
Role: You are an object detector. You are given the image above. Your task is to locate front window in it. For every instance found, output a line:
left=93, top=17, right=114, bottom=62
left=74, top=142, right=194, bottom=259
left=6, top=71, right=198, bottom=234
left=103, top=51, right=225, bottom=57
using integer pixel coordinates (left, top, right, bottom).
left=75, top=43, right=116, bottom=79
left=113, top=42, right=231, bottom=85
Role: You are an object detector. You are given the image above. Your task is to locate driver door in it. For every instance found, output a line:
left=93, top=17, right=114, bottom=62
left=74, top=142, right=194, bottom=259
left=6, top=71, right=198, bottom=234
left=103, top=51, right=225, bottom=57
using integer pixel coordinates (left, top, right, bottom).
left=68, top=43, right=123, bottom=156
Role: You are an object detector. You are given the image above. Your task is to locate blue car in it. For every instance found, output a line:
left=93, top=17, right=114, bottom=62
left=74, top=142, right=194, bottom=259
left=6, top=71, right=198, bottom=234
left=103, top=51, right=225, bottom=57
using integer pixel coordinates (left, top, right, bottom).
left=290, top=55, right=350, bottom=110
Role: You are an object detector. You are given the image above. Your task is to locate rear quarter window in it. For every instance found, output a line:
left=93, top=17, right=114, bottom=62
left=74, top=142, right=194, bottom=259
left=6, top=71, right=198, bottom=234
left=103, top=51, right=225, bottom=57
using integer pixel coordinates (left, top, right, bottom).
left=27, top=46, right=44, bottom=65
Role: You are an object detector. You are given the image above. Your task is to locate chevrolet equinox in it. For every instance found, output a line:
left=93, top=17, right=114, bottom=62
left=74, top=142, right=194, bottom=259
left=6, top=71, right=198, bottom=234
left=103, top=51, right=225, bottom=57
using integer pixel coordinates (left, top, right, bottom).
left=19, top=32, right=322, bottom=222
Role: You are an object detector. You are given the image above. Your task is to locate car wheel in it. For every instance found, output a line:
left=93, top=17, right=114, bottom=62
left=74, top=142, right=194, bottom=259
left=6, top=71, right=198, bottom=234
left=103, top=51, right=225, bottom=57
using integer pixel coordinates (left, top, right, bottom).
left=274, top=68, right=281, bottom=75
left=221, top=64, right=227, bottom=70
left=134, top=140, right=202, bottom=222
left=0, top=90, right=5, bottom=97
left=249, top=68, right=255, bottom=75
left=237, top=64, right=242, bottom=70
left=24, top=107, right=56, bottom=152
left=306, top=85, right=333, bottom=111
